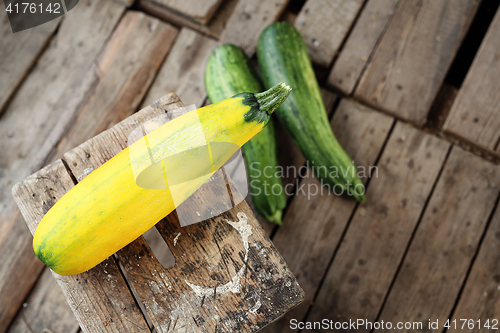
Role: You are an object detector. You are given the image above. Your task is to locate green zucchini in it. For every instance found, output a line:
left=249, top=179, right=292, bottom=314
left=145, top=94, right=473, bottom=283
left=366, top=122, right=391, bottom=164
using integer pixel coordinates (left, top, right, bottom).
left=257, top=22, right=365, bottom=202
left=205, top=44, right=286, bottom=225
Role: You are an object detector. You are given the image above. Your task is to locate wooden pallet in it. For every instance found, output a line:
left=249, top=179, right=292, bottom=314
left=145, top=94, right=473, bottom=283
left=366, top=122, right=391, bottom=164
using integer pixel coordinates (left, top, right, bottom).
left=4, top=1, right=500, bottom=332
left=352, top=0, right=479, bottom=125
left=12, top=94, right=304, bottom=333
left=327, top=0, right=399, bottom=94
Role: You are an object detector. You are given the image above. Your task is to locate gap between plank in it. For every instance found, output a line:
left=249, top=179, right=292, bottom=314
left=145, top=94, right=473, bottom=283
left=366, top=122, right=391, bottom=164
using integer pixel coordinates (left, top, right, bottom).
left=425, top=0, right=500, bottom=132
left=443, top=187, right=500, bottom=333
left=443, top=0, right=500, bottom=89
left=368, top=144, right=454, bottom=333
left=113, top=254, right=155, bottom=331
left=348, top=0, right=403, bottom=95
left=297, top=117, right=398, bottom=333
left=430, top=131, right=500, bottom=165
left=284, top=0, right=307, bottom=15
left=323, top=0, right=371, bottom=76
left=60, top=158, right=79, bottom=185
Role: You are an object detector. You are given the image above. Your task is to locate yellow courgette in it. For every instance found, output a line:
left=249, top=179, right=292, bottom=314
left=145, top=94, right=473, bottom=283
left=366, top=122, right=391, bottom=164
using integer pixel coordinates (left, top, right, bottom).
left=33, top=83, right=291, bottom=275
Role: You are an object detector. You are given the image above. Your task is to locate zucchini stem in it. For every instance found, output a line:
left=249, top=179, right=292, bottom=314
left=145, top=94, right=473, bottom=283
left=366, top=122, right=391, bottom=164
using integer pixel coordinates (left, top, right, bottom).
left=255, top=82, right=291, bottom=115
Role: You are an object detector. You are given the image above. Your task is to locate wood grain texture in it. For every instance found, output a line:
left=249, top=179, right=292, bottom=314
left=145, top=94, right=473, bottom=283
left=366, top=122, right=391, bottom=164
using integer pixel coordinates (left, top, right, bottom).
left=138, top=0, right=223, bottom=24
left=451, top=204, right=500, bottom=332
left=139, top=0, right=239, bottom=38
left=112, top=0, right=135, bottom=7
left=219, top=0, right=290, bottom=56
left=141, top=28, right=217, bottom=109
left=54, top=11, right=178, bottom=158
left=62, top=95, right=304, bottom=332
left=294, top=0, right=365, bottom=67
left=306, top=122, right=450, bottom=332
left=355, top=0, right=479, bottom=126
left=0, top=1, right=125, bottom=331
left=443, top=8, right=500, bottom=154
left=12, top=160, right=151, bottom=333
left=119, top=198, right=303, bottom=333
left=327, top=0, right=399, bottom=94
left=0, top=13, right=60, bottom=115
left=7, top=269, right=79, bottom=333
left=260, top=99, right=394, bottom=333
left=376, top=146, right=500, bottom=332
left=12, top=161, right=73, bottom=235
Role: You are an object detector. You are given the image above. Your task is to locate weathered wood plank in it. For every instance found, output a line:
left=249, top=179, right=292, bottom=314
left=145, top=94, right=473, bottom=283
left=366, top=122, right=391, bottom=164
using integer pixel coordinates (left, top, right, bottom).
left=306, top=122, right=450, bottom=332
left=451, top=204, right=500, bottom=332
left=294, top=0, right=365, bottom=67
left=63, top=95, right=304, bottom=332
left=7, top=269, right=79, bottom=333
left=138, top=0, right=223, bottom=24
left=0, top=13, right=60, bottom=115
left=141, top=28, right=217, bottom=109
left=12, top=160, right=152, bottom=333
left=219, top=0, right=290, bottom=56
left=139, top=0, right=239, bottom=38
left=0, top=1, right=125, bottom=331
left=355, top=0, right=479, bottom=126
left=443, top=8, right=500, bottom=154
left=112, top=0, right=135, bottom=7
left=377, top=146, right=500, bottom=333
left=260, top=99, right=394, bottom=333
left=53, top=11, right=178, bottom=158
left=11, top=161, right=73, bottom=239
left=327, top=0, right=399, bottom=94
